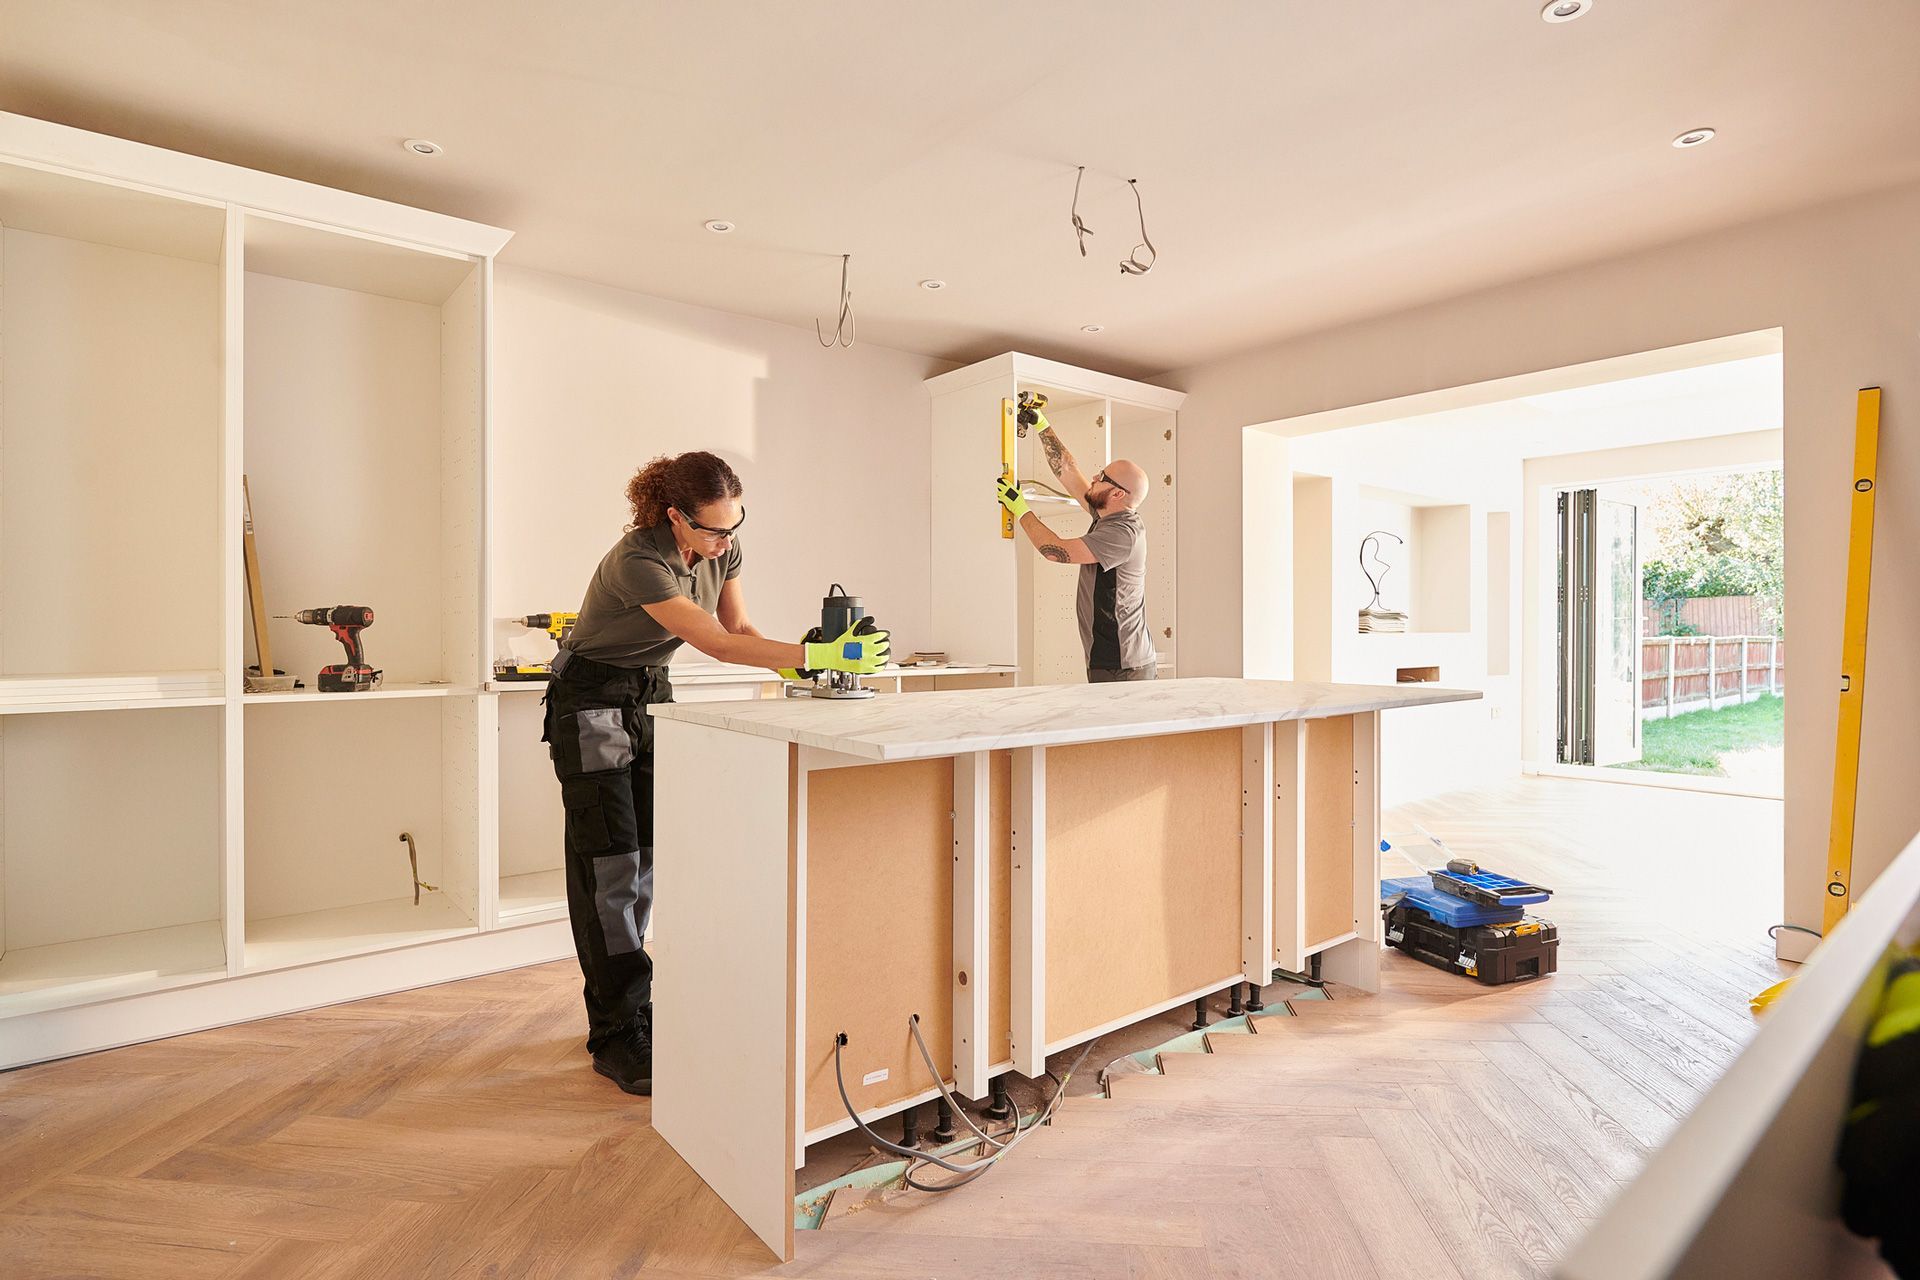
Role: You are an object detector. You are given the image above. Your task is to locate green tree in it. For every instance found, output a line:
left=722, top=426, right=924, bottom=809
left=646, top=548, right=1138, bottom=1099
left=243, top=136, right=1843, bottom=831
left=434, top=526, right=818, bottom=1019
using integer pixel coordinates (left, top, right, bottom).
left=1641, top=470, right=1783, bottom=635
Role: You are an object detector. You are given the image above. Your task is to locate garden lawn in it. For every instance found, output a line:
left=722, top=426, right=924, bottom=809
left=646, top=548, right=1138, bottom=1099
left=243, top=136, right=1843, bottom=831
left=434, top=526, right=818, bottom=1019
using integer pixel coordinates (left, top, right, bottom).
left=1612, top=693, right=1784, bottom=776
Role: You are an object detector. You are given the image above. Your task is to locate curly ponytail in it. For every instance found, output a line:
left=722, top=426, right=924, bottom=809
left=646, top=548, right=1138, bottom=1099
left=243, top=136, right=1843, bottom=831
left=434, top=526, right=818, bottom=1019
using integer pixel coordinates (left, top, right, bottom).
left=625, top=451, right=744, bottom=531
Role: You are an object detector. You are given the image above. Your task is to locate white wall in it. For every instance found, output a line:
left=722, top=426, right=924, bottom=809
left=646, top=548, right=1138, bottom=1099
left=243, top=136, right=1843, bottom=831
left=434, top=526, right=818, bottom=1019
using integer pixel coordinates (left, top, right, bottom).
left=490, top=266, right=949, bottom=663
left=1279, top=428, right=1522, bottom=804
left=1166, top=179, right=1920, bottom=952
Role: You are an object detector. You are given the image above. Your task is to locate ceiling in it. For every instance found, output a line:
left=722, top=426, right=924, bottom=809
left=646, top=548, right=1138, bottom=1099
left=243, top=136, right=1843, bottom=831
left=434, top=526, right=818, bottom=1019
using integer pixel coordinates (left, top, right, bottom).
left=1290, top=353, right=1784, bottom=472
left=3, top=2, right=1917, bottom=379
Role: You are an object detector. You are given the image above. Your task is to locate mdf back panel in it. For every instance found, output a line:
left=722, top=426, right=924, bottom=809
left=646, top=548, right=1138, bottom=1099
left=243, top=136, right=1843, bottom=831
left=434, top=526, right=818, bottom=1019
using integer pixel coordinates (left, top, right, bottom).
left=803, top=758, right=954, bottom=1131
left=1, top=228, right=222, bottom=675
left=1042, top=729, right=1241, bottom=1045
left=1305, top=715, right=1358, bottom=949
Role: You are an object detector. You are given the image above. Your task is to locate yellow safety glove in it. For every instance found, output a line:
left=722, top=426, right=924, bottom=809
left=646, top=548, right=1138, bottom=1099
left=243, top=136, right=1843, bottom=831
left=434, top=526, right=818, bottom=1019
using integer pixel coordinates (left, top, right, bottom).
left=995, top=476, right=1030, bottom=520
left=777, top=666, right=804, bottom=681
left=805, top=619, right=890, bottom=675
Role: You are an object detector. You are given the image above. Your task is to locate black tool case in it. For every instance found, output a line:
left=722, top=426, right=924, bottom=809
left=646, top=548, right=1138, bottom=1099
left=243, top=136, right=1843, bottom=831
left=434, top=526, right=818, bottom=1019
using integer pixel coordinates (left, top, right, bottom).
left=1384, top=904, right=1559, bottom=986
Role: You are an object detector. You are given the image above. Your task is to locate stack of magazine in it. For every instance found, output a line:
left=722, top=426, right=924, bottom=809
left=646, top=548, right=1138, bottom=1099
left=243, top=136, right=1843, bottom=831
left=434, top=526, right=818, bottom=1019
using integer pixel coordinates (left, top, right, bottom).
left=1357, top=606, right=1407, bottom=634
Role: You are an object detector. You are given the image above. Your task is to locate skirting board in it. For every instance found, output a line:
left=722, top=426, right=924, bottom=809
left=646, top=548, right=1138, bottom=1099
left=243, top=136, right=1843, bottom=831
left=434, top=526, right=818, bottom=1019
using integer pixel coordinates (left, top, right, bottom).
left=1, top=919, right=574, bottom=1070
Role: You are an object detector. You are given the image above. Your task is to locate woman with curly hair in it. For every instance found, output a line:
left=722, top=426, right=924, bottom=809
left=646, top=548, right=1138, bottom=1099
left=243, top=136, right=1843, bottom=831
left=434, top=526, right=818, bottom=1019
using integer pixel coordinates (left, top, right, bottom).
left=546, top=451, right=889, bottom=1095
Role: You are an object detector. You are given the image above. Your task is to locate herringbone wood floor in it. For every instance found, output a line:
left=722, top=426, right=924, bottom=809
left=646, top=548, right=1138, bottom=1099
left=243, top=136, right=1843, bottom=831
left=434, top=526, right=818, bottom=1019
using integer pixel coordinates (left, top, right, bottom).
left=0, top=777, right=1784, bottom=1278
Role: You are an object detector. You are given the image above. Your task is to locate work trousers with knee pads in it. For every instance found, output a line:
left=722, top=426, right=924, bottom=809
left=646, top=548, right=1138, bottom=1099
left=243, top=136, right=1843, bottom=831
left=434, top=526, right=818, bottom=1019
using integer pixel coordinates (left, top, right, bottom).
left=543, top=653, right=671, bottom=1052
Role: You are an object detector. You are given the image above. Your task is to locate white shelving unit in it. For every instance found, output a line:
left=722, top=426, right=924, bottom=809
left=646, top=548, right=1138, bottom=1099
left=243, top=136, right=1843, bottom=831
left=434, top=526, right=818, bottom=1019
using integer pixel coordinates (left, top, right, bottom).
left=496, top=688, right=567, bottom=925
left=927, top=354, right=1183, bottom=683
left=0, top=706, right=227, bottom=1015
left=0, top=111, right=563, bottom=1070
left=242, top=696, right=482, bottom=970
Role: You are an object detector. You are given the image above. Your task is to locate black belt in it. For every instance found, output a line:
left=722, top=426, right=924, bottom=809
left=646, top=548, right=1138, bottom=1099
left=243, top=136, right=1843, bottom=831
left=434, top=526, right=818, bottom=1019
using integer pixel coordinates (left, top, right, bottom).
left=551, top=648, right=666, bottom=685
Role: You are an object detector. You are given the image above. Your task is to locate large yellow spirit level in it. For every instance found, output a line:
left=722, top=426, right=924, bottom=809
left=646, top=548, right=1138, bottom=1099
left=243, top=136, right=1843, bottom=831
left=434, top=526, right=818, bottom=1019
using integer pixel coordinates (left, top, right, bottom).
left=1823, top=386, right=1882, bottom=934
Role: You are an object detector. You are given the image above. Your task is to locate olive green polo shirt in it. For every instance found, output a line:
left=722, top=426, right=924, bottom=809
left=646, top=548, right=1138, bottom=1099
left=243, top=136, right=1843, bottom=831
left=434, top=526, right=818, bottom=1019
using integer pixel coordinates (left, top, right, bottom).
left=565, top=523, right=742, bottom=668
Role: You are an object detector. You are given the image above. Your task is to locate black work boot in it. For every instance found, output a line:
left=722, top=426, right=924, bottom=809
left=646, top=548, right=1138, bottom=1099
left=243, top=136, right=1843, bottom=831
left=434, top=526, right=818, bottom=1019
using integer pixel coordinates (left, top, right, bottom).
left=593, top=1017, right=652, bottom=1096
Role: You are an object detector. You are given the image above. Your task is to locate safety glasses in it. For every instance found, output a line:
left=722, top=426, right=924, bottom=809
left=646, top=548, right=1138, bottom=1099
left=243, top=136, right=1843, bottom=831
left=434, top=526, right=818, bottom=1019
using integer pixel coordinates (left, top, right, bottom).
left=1092, top=471, right=1131, bottom=497
left=680, top=507, right=746, bottom=540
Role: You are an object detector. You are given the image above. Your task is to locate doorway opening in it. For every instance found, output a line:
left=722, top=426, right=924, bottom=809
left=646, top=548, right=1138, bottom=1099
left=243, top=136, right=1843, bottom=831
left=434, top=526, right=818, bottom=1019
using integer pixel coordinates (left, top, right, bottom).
left=1555, top=467, right=1784, bottom=793
left=1240, top=329, right=1785, bottom=844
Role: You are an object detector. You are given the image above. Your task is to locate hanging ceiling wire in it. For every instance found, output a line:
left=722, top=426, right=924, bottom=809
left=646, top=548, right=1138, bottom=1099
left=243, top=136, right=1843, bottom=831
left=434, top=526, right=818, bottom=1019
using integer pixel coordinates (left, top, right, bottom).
left=1070, top=165, right=1094, bottom=257
left=816, top=253, right=855, bottom=348
left=1118, top=177, right=1157, bottom=276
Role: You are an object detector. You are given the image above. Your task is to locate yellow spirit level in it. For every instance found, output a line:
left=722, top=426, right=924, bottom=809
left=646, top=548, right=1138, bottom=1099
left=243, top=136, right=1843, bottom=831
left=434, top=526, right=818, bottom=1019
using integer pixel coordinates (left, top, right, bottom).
left=1823, top=386, right=1882, bottom=933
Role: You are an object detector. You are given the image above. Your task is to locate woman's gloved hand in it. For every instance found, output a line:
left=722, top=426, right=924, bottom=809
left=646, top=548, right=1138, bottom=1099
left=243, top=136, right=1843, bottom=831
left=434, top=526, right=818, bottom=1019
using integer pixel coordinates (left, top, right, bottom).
left=805, top=618, right=891, bottom=675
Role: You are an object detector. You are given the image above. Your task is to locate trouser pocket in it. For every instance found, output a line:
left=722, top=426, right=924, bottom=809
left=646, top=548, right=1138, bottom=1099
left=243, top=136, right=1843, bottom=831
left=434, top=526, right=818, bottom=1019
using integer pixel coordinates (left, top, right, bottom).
left=562, top=778, right=611, bottom=853
left=551, top=704, right=637, bottom=776
left=561, top=776, right=649, bottom=959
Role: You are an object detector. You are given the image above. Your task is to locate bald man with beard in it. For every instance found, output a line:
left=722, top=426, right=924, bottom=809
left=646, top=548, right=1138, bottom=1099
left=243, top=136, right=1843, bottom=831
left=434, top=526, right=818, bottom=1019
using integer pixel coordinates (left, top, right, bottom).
left=995, top=410, right=1159, bottom=683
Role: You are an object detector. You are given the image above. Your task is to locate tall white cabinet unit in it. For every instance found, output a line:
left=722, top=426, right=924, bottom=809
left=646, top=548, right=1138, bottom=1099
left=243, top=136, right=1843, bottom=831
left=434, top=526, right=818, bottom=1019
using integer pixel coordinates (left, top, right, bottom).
left=926, top=354, right=1183, bottom=683
left=0, top=113, right=569, bottom=1070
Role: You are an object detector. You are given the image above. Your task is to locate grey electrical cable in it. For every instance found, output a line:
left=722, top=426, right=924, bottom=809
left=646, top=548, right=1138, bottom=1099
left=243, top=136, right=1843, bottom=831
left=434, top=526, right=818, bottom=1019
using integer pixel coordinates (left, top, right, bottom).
left=829, top=1023, right=1098, bottom=1189
left=1020, top=477, right=1075, bottom=501
left=831, top=1034, right=1004, bottom=1175
left=816, top=254, right=855, bottom=348
left=907, top=1014, right=1012, bottom=1151
left=903, top=1031, right=1099, bottom=1194
left=1071, top=165, right=1093, bottom=256
left=1119, top=178, right=1157, bottom=276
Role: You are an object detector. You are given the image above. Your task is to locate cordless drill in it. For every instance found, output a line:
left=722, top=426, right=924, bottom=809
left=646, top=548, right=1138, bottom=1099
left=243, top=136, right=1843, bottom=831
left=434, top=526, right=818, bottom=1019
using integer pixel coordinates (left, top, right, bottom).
left=280, top=606, right=381, bottom=692
left=1014, top=390, right=1049, bottom=437
left=492, top=612, right=581, bottom=682
left=522, top=612, right=578, bottom=646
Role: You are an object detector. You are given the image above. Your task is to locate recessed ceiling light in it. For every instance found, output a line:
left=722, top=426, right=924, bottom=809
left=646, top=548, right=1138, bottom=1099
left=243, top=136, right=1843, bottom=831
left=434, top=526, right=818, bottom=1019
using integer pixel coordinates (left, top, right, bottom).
left=703, top=219, right=736, bottom=233
left=1672, top=127, right=1717, bottom=149
left=1081, top=324, right=1105, bottom=333
left=402, top=138, right=443, bottom=157
left=1540, top=0, right=1592, bottom=21
left=919, top=279, right=946, bottom=291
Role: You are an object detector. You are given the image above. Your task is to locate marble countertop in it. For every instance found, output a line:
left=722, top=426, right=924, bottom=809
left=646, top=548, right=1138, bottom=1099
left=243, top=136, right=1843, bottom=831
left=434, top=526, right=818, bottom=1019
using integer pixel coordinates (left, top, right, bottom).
left=488, top=661, right=1015, bottom=692
left=648, top=677, right=1480, bottom=761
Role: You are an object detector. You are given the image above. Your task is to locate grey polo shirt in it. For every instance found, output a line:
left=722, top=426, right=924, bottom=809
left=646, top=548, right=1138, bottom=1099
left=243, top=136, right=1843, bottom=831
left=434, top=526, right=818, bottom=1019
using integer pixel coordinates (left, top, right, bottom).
left=565, top=523, right=742, bottom=668
left=1077, top=509, right=1157, bottom=673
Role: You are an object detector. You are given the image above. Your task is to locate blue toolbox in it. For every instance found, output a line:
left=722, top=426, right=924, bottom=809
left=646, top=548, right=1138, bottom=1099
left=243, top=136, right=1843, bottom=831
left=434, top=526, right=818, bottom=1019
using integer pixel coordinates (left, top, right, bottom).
left=1380, top=855, right=1558, bottom=986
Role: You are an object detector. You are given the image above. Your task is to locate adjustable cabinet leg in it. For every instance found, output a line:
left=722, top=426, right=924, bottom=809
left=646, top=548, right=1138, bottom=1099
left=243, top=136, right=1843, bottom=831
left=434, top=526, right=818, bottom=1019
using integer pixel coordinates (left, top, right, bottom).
left=984, top=1076, right=1014, bottom=1123
left=1191, top=997, right=1210, bottom=1031
left=1245, top=981, right=1266, bottom=1013
left=1273, top=955, right=1329, bottom=990
left=1227, top=985, right=1244, bottom=1017
left=932, top=1095, right=958, bottom=1144
left=899, top=1104, right=920, bottom=1151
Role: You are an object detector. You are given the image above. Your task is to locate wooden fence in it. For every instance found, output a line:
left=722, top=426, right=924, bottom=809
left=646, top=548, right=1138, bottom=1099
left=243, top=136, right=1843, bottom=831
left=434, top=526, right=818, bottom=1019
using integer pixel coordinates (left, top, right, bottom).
left=1640, top=635, right=1784, bottom=719
left=1641, top=595, right=1771, bottom=638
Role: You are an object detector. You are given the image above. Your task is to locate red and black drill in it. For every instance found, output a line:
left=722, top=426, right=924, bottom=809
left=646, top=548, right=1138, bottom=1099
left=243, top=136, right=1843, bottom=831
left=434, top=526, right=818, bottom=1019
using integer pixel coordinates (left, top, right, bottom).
left=278, top=605, right=382, bottom=692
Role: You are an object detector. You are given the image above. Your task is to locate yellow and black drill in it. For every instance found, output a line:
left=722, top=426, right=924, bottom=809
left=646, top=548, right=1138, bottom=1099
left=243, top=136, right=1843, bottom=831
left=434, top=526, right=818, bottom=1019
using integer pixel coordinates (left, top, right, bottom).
left=522, top=612, right=579, bottom=645
left=495, top=612, right=580, bottom=682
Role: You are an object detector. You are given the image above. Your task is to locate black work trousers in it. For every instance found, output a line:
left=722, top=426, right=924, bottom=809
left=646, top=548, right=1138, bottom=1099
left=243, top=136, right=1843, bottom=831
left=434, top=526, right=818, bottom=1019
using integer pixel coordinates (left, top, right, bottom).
left=1087, top=664, right=1158, bottom=683
left=543, top=654, right=672, bottom=1052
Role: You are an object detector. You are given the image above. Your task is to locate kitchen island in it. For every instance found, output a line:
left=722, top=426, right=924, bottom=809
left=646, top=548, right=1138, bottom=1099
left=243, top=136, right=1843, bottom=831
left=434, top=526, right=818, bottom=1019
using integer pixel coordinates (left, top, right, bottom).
left=647, top=677, right=1479, bottom=1257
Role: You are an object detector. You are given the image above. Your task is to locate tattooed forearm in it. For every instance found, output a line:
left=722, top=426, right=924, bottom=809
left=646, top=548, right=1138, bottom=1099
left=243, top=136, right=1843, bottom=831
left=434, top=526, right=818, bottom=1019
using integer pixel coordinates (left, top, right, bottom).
left=1039, top=543, right=1071, bottom=563
left=1039, top=427, right=1073, bottom=478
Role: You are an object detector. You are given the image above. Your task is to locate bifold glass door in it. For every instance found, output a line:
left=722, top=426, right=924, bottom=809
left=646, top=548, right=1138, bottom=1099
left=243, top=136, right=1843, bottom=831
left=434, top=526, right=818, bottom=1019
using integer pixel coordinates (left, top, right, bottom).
left=1558, top=489, right=1641, bottom=766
